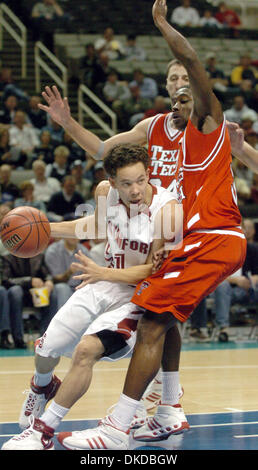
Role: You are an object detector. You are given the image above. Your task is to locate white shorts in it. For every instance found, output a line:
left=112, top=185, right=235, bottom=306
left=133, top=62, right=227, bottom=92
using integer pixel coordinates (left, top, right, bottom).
left=35, top=281, right=142, bottom=360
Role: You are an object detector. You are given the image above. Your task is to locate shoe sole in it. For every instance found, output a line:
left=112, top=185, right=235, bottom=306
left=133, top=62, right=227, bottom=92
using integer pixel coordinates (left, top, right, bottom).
left=133, top=423, right=190, bottom=442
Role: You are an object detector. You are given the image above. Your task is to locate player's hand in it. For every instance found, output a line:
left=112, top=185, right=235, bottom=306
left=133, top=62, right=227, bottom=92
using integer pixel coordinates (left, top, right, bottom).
left=152, top=0, right=168, bottom=27
left=38, top=85, right=71, bottom=127
left=226, top=121, right=245, bottom=155
left=152, top=247, right=168, bottom=273
left=234, top=276, right=251, bottom=290
left=31, top=277, right=44, bottom=288
left=71, top=250, right=107, bottom=288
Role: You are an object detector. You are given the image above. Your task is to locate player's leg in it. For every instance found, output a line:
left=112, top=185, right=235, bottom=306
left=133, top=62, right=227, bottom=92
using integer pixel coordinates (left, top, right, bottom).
left=2, top=334, right=105, bottom=450
left=18, top=282, right=111, bottom=430
left=58, top=310, right=175, bottom=450
left=141, top=323, right=183, bottom=411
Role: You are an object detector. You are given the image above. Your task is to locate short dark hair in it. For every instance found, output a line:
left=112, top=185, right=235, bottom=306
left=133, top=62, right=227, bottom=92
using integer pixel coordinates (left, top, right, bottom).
left=103, top=144, right=150, bottom=178
left=166, top=59, right=185, bottom=75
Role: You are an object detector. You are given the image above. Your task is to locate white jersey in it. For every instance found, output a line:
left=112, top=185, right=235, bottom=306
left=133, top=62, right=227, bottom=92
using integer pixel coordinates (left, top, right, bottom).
left=104, top=184, right=176, bottom=269
left=35, top=184, right=176, bottom=362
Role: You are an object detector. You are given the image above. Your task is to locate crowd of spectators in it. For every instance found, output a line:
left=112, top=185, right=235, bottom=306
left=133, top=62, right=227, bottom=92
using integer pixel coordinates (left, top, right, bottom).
left=0, top=0, right=257, bottom=348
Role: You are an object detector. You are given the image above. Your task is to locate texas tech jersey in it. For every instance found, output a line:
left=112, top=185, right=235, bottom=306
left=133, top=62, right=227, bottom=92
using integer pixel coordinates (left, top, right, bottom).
left=147, top=113, right=183, bottom=195
left=177, top=116, right=242, bottom=236
left=104, top=185, right=176, bottom=269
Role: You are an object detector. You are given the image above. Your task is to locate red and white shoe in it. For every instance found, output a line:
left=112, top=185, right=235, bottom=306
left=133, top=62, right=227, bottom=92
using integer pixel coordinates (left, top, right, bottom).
left=133, top=403, right=189, bottom=442
left=1, top=416, right=54, bottom=450
left=58, top=416, right=130, bottom=450
left=142, top=380, right=184, bottom=412
left=19, top=375, right=61, bottom=430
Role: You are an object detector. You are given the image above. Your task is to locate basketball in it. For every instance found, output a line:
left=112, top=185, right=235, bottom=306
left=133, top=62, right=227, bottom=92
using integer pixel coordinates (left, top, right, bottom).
left=0, top=206, right=51, bottom=258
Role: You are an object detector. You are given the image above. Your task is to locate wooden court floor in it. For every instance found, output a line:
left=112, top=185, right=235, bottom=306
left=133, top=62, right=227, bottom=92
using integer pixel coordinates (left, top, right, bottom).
left=1, top=346, right=258, bottom=423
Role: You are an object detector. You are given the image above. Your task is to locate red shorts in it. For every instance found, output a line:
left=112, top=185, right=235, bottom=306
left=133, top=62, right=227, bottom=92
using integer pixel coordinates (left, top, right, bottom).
left=131, top=230, right=247, bottom=323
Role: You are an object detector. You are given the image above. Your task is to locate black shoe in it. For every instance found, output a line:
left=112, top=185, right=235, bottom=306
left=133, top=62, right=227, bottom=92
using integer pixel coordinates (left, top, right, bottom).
left=14, top=339, right=27, bottom=349
left=0, top=337, right=15, bottom=350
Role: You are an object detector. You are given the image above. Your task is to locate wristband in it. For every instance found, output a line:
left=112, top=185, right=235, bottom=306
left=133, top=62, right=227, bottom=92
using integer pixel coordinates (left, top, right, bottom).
left=92, top=141, right=105, bottom=160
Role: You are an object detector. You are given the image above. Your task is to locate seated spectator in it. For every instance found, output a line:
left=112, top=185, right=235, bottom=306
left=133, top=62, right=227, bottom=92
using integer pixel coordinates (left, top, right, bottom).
left=0, top=68, right=28, bottom=102
left=189, top=299, right=210, bottom=342
left=230, top=55, right=257, bottom=90
left=103, top=71, right=131, bottom=105
left=47, top=175, right=84, bottom=221
left=245, top=130, right=258, bottom=151
left=124, top=34, right=146, bottom=62
left=251, top=173, right=258, bottom=205
left=243, top=218, right=256, bottom=243
left=232, top=158, right=253, bottom=204
left=115, top=84, right=152, bottom=130
left=2, top=252, right=58, bottom=348
left=129, top=69, right=158, bottom=101
left=27, top=95, right=47, bottom=130
left=170, top=0, right=200, bottom=27
left=70, top=160, right=92, bottom=201
left=44, top=238, right=91, bottom=309
left=9, top=110, right=40, bottom=165
left=0, top=204, right=13, bottom=349
left=205, top=53, right=229, bottom=94
left=0, top=127, right=26, bottom=168
left=85, top=181, right=98, bottom=211
left=63, top=132, right=85, bottom=164
left=212, top=241, right=258, bottom=338
left=89, top=53, right=120, bottom=95
left=129, top=95, right=169, bottom=128
left=225, top=95, right=257, bottom=125
left=42, top=118, right=64, bottom=146
left=143, top=96, right=169, bottom=119
left=31, top=0, right=69, bottom=51
left=79, top=43, right=99, bottom=87
left=46, top=145, right=69, bottom=182
left=240, top=112, right=258, bottom=138
left=33, top=130, right=54, bottom=164
left=199, top=9, right=222, bottom=29
left=14, top=181, right=47, bottom=213
left=215, top=2, right=241, bottom=29
left=0, top=164, right=19, bottom=205
left=30, top=159, right=61, bottom=204
left=0, top=95, right=18, bottom=125
left=92, top=161, right=107, bottom=185
left=83, top=154, right=97, bottom=181
left=0, top=284, right=13, bottom=349
left=94, top=27, right=125, bottom=60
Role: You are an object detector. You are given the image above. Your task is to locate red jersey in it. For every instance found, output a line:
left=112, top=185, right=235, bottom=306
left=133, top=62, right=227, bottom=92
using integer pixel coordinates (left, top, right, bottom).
left=177, top=116, right=242, bottom=236
left=147, top=113, right=183, bottom=193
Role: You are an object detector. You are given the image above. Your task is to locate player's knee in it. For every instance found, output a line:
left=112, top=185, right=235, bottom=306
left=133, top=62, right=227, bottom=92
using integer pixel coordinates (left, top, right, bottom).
left=136, top=310, right=174, bottom=345
left=73, top=335, right=103, bottom=366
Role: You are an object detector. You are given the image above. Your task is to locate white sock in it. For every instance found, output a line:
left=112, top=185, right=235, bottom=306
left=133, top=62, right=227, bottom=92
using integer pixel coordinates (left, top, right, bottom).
left=110, top=393, right=140, bottom=431
left=40, top=400, right=69, bottom=430
left=34, top=371, right=53, bottom=387
left=161, top=371, right=180, bottom=406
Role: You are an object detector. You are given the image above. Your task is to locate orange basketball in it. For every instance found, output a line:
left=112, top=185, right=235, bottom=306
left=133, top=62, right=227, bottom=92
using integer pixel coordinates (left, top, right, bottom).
left=0, top=206, right=51, bottom=258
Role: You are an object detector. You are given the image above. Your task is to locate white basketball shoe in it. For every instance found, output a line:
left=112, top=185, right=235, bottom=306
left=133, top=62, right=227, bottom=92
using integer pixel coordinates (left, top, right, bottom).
left=19, top=375, right=61, bottom=430
left=133, top=403, right=189, bottom=441
left=2, top=416, right=55, bottom=450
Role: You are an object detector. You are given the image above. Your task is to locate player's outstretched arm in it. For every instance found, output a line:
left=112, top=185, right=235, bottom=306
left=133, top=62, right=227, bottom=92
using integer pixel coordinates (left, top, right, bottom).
left=152, top=0, right=223, bottom=127
left=39, top=86, right=150, bottom=159
left=226, top=121, right=258, bottom=173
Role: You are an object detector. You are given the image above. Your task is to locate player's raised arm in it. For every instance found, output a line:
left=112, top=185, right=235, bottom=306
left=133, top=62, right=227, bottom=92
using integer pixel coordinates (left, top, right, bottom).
left=152, top=0, right=223, bottom=128
left=38, top=86, right=150, bottom=159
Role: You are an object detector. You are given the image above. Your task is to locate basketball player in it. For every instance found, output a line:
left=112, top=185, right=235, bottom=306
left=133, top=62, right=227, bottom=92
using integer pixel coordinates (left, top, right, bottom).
left=52, top=0, right=247, bottom=450
left=2, top=143, right=182, bottom=450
